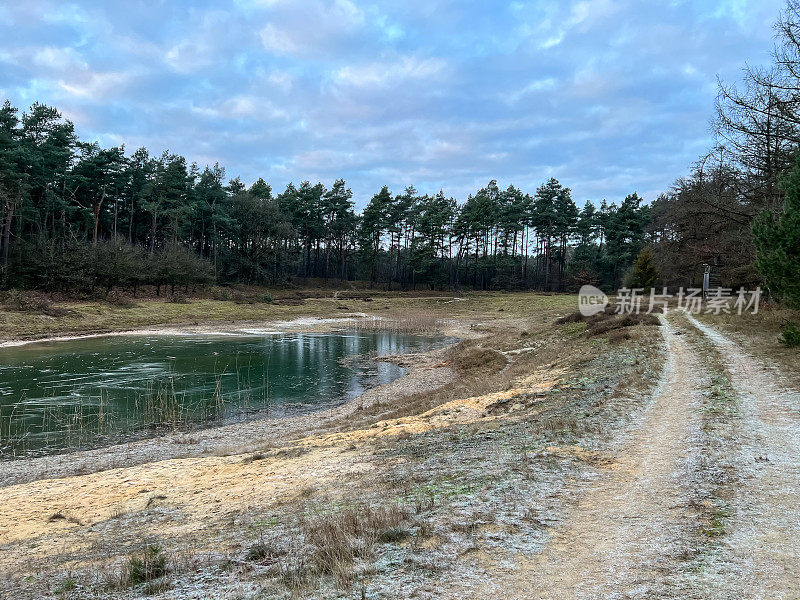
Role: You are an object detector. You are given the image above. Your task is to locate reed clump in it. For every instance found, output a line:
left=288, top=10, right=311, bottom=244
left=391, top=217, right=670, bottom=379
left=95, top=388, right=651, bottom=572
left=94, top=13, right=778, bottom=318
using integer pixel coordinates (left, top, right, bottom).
left=349, top=313, right=443, bottom=335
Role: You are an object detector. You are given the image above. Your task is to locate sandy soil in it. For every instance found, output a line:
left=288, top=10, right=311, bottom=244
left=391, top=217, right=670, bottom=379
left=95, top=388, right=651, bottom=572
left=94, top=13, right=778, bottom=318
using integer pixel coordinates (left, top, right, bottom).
left=450, top=313, right=800, bottom=599
left=688, top=315, right=800, bottom=599
left=463, top=316, right=705, bottom=599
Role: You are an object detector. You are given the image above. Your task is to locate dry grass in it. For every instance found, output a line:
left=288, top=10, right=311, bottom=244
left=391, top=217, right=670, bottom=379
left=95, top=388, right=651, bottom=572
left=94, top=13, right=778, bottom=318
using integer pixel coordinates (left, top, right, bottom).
left=349, top=313, right=443, bottom=334
left=556, top=307, right=661, bottom=336
left=244, top=502, right=413, bottom=591
left=300, top=503, right=409, bottom=586
left=0, top=288, right=575, bottom=343
left=451, top=345, right=507, bottom=374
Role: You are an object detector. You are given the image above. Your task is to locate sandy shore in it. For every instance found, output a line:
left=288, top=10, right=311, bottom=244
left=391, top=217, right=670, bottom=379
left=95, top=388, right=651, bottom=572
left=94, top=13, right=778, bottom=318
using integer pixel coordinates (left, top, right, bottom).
left=0, top=313, right=376, bottom=347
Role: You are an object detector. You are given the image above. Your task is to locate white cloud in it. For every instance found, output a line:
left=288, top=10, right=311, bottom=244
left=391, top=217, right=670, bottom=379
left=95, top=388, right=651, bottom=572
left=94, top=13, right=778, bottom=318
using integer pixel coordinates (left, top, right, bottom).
left=32, top=46, right=86, bottom=71
left=165, top=41, right=213, bottom=73
left=259, top=23, right=300, bottom=55
left=267, top=70, right=294, bottom=92
left=192, top=95, right=291, bottom=121
left=0, top=0, right=788, bottom=207
left=507, top=77, right=559, bottom=104
left=332, top=0, right=364, bottom=27
left=57, top=70, right=131, bottom=99
left=332, top=56, right=446, bottom=88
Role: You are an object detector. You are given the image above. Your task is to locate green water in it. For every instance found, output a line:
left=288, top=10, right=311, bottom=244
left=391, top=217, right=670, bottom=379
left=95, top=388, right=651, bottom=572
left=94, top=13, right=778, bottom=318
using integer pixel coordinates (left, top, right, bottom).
left=0, top=330, right=442, bottom=457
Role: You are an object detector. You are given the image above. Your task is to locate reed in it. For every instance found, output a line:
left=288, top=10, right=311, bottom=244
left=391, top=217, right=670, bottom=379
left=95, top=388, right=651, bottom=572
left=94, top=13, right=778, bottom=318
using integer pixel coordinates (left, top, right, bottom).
left=0, top=366, right=263, bottom=458
left=348, top=313, right=444, bottom=335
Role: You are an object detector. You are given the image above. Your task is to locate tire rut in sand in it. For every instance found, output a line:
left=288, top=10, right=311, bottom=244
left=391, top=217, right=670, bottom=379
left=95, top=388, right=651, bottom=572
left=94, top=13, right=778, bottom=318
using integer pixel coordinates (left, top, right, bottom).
left=468, top=317, right=706, bottom=599
left=687, top=315, right=800, bottom=600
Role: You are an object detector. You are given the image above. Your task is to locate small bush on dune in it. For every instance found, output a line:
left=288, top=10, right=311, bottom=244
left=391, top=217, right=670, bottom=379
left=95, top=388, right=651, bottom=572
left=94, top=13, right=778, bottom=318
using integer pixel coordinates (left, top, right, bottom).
left=168, top=292, right=189, bottom=304
left=556, top=305, right=616, bottom=325
left=377, top=527, right=411, bottom=544
left=245, top=541, right=284, bottom=562
left=210, top=286, right=233, bottom=301
left=5, top=289, right=49, bottom=312
left=125, top=545, right=167, bottom=587
left=586, top=312, right=660, bottom=336
left=555, top=311, right=585, bottom=324
left=232, top=290, right=252, bottom=304
left=556, top=308, right=660, bottom=337
left=451, top=346, right=507, bottom=374
left=608, top=329, right=632, bottom=343
left=780, top=322, right=800, bottom=347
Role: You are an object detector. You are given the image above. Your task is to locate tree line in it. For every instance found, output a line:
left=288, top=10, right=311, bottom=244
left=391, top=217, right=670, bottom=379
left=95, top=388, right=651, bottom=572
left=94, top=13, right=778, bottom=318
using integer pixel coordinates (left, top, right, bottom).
left=0, top=101, right=652, bottom=295
left=4, top=2, right=800, bottom=301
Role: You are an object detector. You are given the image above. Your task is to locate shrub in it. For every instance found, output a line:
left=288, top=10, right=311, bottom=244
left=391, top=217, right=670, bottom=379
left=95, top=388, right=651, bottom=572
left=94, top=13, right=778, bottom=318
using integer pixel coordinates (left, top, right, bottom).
left=3, top=289, right=65, bottom=315
left=557, top=307, right=660, bottom=337
left=625, top=247, right=658, bottom=290
left=168, top=291, right=189, bottom=304
left=90, top=241, right=146, bottom=294
left=210, top=286, right=232, bottom=301
left=780, top=322, right=800, bottom=347
left=153, top=243, right=214, bottom=296
left=261, top=292, right=275, bottom=304
left=377, top=527, right=411, bottom=544
left=53, top=578, right=77, bottom=594
left=106, top=289, right=136, bottom=308
left=556, top=310, right=586, bottom=324
left=245, top=541, right=284, bottom=562
left=232, top=290, right=251, bottom=304
left=126, top=545, right=167, bottom=586
left=451, top=346, right=507, bottom=374
left=586, top=312, right=659, bottom=336
left=608, top=329, right=632, bottom=343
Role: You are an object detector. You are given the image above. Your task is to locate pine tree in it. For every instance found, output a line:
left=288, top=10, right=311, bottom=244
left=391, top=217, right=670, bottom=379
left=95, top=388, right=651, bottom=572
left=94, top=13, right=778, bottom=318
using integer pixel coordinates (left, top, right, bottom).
left=359, top=186, right=391, bottom=287
left=753, top=153, right=800, bottom=309
left=628, top=247, right=658, bottom=290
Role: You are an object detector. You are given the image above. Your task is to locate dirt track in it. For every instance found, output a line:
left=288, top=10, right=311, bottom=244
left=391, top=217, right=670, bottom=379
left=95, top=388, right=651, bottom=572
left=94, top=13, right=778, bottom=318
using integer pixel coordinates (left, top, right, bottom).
left=688, top=315, right=800, bottom=600
left=468, top=314, right=800, bottom=599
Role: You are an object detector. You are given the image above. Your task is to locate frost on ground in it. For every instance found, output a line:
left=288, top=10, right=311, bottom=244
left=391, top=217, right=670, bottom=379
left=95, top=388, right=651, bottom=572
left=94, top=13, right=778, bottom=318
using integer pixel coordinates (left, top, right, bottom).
left=1, top=302, right=665, bottom=599
left=457, top=313, right=800, bottom=600
left=7, top=304, right=798, bottom=599
left=688, top=315, right=800, bottom=600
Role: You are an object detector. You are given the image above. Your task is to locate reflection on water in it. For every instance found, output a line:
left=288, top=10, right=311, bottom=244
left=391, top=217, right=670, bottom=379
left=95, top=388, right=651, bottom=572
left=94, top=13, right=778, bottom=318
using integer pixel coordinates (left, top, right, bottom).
left=0, top=331, right=441, bottom=457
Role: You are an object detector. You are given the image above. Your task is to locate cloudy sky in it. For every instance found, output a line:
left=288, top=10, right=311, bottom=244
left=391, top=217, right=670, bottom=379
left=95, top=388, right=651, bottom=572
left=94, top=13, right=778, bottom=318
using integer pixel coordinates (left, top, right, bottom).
left=0, top=0, right=786, bottom=207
